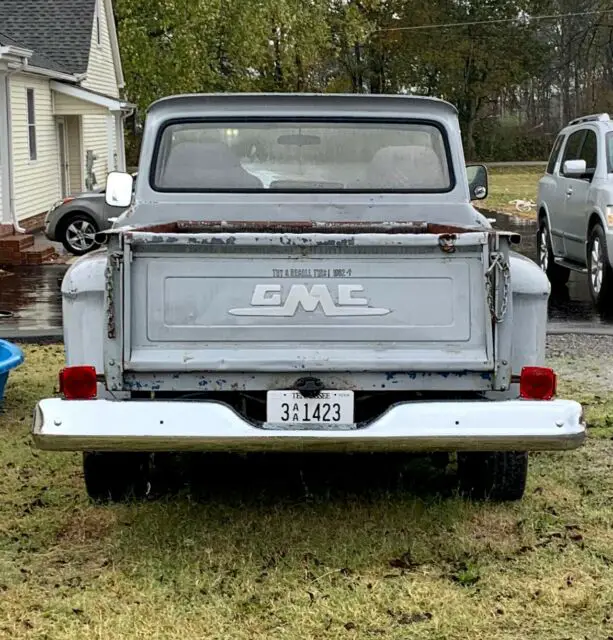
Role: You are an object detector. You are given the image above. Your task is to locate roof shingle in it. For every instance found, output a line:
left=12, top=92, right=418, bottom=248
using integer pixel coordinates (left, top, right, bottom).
left=0, top=0, right=96, bottom=75
left=0, top=29, right=74, bottom=74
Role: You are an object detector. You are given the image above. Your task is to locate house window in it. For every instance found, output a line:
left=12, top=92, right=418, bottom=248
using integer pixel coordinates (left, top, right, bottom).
left=26, top=89, right=37, bottom=161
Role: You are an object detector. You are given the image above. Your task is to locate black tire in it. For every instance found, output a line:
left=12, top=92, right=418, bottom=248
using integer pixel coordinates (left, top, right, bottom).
left=537, top=218, right=569, bottom=286
left=59, top=213, right=100, bottom=256
left=587, top=224, right=613, bottom=311
left=83, top=452, right=151, bottom=503
left=457, top=452, right=528, bottom=501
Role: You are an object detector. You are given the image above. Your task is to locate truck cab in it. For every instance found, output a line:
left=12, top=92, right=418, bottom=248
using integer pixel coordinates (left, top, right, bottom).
left=33, top=94, right=585, bottom=502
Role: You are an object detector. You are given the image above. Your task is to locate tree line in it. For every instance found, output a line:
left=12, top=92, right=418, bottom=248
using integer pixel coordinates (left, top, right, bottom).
left=114, top=0, right=613, bottom=162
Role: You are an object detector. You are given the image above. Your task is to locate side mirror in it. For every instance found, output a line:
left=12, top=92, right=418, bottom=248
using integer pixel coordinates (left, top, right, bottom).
left=466, top=164, right=488, bottom=200
left=562, top=159, right=587, bottom=177
left=105, top=171, right=134, bottom=208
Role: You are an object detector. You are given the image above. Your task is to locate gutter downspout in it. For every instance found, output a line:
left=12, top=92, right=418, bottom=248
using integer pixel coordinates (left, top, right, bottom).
left=6, top=58, right=28, bottom=233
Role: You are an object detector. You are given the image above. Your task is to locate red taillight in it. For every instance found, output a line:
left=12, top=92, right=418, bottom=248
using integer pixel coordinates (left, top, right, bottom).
left=520, top=367, right=557, bottom=400
left=59, top=366, right=97, bottom=400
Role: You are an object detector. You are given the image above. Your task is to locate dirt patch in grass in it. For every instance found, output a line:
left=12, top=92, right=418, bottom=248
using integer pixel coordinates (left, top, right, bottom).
left=1, top=345, right=613, bottom=639
left=483, top=166, right=543, bottom=218
left=55, top=509, right=119, bottom=544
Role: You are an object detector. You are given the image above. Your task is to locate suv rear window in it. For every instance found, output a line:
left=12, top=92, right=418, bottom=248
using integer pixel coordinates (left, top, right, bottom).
left=152, top=120, right=454, bottom=193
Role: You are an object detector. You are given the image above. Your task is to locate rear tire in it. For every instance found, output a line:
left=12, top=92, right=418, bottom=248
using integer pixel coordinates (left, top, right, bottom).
left=537, top=218, right=569, bottom=286
left=83, top=452, right=151, bottom=503
left=587, top=224, right=613, bottom=311
left=457, top=451, right=528, bottom=501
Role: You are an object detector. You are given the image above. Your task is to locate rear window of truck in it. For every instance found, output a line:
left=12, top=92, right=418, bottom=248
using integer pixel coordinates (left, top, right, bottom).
left=151, top=120, right=454, bottom=193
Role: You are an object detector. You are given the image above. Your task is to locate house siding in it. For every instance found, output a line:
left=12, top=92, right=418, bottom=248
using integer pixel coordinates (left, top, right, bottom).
left=82, top=115, right=113, bottom=188
left=4, top=0, right=124, bottom=222
left=78, top=0, right=120, bottom=188
left=82, top=0, right=120, bottom=98
left=54, top=93, right=108, bottom=116
left=10, top=74, right=60, bottom=222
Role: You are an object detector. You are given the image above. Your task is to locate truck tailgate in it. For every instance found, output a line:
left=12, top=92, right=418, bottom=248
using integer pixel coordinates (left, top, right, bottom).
left=110, top=225, right=495, bottom=374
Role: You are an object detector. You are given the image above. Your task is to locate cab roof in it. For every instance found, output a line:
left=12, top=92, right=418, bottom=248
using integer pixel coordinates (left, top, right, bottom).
left=146, top=93, right=458, bottom=121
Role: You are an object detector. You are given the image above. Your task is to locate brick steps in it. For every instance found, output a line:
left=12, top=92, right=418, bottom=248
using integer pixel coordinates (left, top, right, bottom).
left=0, top=232, right=58, bottom=266
left=22, top=246, right=57, bottom=265
left=0, top=234, right=35, bottom=251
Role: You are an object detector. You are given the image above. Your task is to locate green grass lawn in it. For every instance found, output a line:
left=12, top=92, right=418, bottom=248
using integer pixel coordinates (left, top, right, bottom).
left=1, top=346, right=612, bottom=639
left=482, top=166, right=544, bottom=217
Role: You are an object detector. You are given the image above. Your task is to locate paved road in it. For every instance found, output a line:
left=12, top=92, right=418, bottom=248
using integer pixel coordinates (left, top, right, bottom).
left=0, top=264, right=65, bottom=339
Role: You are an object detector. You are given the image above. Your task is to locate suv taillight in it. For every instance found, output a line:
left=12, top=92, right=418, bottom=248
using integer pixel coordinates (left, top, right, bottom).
left=519, top=367, right=557, bottom=400
left=59, top=366, right=97, bottom=400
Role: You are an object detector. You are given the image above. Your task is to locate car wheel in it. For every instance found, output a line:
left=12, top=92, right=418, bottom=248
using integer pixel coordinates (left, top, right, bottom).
left=60, top=213, right=100, bottom=256
left=537, top=218, right=569, bottom=286
left=587, top=224, right=613, bottom=310
left=83, top=452, right=151, bottom=503
left=457, top=451, right=528, bottom=501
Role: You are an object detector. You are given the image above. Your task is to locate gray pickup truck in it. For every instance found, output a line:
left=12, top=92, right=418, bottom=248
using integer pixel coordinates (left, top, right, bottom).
left=33, top=94, right=585, bottom=502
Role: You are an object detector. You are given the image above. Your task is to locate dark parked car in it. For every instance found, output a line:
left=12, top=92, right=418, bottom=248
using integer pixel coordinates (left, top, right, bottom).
left=44, top=175, right=136, bottom=255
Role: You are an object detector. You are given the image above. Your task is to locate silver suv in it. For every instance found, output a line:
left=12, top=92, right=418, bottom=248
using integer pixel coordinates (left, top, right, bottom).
left=537, top=113, right=613, bottom=309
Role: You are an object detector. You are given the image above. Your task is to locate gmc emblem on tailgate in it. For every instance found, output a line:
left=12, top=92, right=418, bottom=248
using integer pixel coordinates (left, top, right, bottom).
left=228, top=284, right=391, bottom=317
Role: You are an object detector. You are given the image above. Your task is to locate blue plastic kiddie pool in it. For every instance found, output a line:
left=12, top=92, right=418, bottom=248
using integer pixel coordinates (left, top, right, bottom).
left=0, top=340, right=24, bottom=406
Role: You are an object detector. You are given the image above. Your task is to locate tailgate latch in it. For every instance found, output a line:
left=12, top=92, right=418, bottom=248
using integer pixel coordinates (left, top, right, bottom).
left=438, top=234, right=457, bottom=253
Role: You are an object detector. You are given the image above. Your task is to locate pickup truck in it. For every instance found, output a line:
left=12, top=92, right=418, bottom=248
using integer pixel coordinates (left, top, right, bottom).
left=32, top=94, right=585, bottom=502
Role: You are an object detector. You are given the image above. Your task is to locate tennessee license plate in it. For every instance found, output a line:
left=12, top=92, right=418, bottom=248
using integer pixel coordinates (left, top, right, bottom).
left=266, top=390, right=354, bottom=426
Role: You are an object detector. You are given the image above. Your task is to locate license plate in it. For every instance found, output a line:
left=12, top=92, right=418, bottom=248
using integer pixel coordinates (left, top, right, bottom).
left=267, top=390, right=354, bottom=426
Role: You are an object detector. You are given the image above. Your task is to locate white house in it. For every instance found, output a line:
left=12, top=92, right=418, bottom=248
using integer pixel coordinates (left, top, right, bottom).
left=0, top=0, right=132, bottom=261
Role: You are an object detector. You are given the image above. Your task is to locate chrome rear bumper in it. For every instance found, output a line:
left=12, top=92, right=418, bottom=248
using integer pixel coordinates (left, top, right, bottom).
left=32, top=398, right=586, bottom=453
